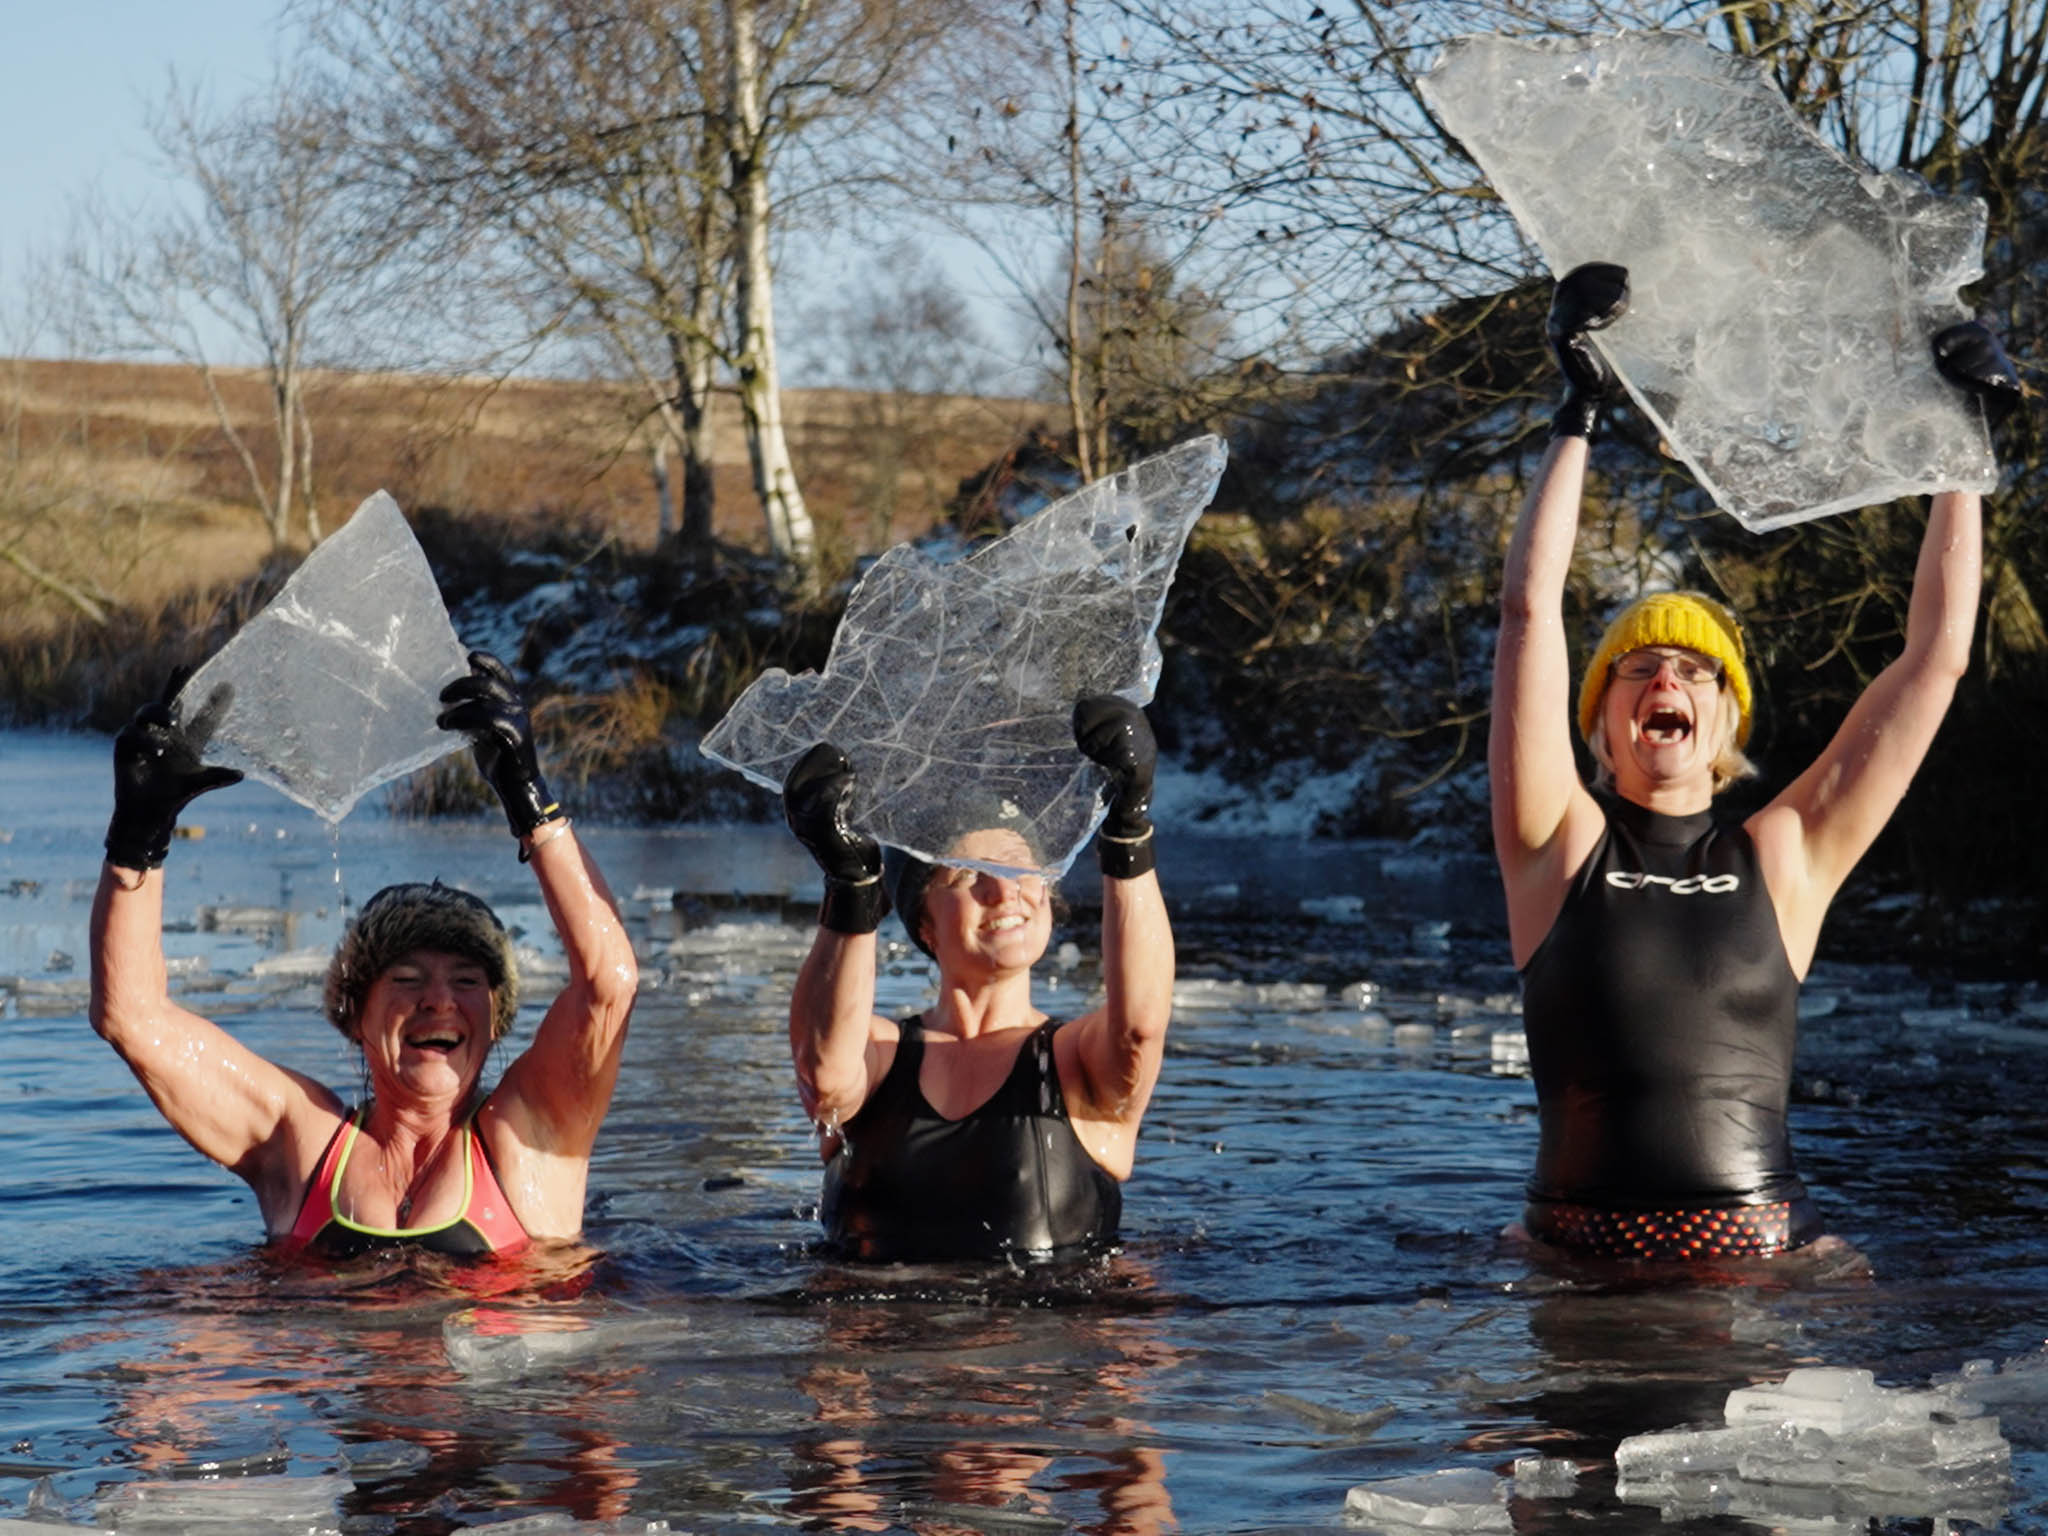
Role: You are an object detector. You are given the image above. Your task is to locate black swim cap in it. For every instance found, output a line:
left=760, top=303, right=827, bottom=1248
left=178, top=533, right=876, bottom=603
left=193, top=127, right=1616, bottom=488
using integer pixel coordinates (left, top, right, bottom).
left=882, top=846, right=938, bottom=960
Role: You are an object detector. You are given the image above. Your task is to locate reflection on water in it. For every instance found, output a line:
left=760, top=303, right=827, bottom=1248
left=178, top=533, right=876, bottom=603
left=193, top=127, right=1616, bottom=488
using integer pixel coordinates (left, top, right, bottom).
left=5, top=731, right=2048, bottom=1533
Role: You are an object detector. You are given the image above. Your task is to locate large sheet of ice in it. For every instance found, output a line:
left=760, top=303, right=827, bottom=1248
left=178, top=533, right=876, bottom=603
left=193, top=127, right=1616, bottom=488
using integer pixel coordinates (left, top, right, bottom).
left=702, top=436, right=1227, bottom=877
left=173, top=492, right=471, bottom=823
left=1419, top=32, right=1997, bottom=531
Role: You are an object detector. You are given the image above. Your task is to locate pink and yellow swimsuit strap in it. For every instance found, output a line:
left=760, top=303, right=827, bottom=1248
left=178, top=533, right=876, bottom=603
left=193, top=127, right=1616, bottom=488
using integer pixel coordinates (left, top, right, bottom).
left=281, top=1105, right=530, bottom=1258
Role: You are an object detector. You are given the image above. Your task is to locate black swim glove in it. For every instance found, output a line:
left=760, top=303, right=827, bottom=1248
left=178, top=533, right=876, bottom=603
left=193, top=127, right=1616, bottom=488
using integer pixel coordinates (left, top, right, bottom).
left=1073, top=694, right=1157, bottom=880
left=783, top=743, right=884, bottom=934
left=436, top=651, right=561, bottom=840
left=1547, top=262, right=1630, bottom=442
left=105, top=677, right=243, bottom=872
left=1933, top=320, right=2023, bottom=433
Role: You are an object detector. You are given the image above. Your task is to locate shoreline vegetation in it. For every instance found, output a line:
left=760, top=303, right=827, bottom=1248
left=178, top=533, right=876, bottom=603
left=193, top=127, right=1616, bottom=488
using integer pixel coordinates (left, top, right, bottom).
left=5, top=349, right=2044, bottom=978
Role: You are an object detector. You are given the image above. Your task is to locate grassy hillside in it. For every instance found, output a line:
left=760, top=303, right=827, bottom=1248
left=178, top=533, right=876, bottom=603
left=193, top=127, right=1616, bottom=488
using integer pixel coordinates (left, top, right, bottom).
left=0, top=354, right=1044, bottom=625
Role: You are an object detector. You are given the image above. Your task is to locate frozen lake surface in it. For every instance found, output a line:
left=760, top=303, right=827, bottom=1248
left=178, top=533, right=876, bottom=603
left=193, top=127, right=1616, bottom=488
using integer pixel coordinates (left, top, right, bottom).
left=3, top=731, right=2048, bottom=1534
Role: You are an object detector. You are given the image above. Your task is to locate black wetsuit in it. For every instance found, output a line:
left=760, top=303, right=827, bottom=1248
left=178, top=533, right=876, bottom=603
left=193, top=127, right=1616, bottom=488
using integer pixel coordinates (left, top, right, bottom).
left=1519, top=795, right=1820, bottom=1257
left=821, top=1017, right=1122, bottom=1263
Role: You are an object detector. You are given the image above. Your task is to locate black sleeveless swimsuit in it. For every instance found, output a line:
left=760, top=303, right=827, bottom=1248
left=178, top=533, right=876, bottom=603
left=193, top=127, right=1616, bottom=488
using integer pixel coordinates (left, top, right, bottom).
left=821, top=1017, right=1122, bottom=1263
left=1518, top=795, right=1821, bottom=1258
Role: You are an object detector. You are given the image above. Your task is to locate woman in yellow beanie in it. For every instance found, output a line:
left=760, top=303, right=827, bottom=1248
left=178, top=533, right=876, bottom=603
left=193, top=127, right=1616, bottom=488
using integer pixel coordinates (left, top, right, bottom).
left=1489, top=262, right=2019, bottom=1263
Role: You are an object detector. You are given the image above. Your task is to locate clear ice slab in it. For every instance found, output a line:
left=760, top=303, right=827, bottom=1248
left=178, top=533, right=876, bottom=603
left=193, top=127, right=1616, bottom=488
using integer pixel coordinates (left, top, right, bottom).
left=1614, top=1365, right=2009, bottom=1524
left=1419, top=31, right=1997, bottom=531
left=174, top=491, right=471, bottom=822
left=702, top=436, right=1226, bottom=877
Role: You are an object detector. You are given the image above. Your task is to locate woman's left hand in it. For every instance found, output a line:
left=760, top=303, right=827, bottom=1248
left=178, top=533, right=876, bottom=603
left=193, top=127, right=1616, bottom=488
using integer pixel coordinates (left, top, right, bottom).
left=437, top=651, right=561, bottom=838
left=1074, top=695, right=1156, bottom=878
left=1933, top=320, right=2022, bottom=431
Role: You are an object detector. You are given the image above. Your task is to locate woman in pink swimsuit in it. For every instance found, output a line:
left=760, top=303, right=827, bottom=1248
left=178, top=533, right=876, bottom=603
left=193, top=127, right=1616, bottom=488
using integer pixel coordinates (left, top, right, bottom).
left=89, top=652, right=638, bottom=1259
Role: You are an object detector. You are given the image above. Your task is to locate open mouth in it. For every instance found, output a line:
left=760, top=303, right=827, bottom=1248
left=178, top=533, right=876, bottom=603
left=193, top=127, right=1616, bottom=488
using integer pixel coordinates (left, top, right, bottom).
left=984, top=914, right=1029, bottom=934
left=1640, top=705, right=1694, bottom=745
left=404, top=1030, right=465, bottom=1055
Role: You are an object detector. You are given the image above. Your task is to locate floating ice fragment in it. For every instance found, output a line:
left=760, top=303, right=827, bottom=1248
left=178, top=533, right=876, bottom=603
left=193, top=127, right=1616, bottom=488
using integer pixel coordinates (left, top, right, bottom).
left=174, top=492, right=470, bottom=822
left=702, top=438, right=1227, bottom=878
left=1510, top=1455, right=1577, bottom=1498
left=96, top=1473, right=350, bottom=1532
left=1342, top=1468, right=1509, bottom=1531
left=1299, top=895, right=1366, bottom=922
left=1419, top=32, right=1996, bottom=530
left=1615, top=1364, right=2010, bottom=1523
left=451, top=1517, right=671, bottom=1536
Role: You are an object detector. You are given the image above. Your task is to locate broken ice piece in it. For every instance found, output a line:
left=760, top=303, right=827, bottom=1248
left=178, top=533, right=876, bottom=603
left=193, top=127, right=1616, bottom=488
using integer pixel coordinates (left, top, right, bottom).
left=1419, top=32, right=1996, bottom=530
left=1342, top=1468, right=1509, bottom=1531
left=174, top=492, right=471, bottom=823
left=1510, top=1455, right=1578, bottom=1498
left=702, top=437, right=1226, bottom=878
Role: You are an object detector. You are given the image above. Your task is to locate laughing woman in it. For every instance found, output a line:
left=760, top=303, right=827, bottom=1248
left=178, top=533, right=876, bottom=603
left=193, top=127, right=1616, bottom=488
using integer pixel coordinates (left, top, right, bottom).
left=780, top=696, right=1173, bottom=1264
left=1491, top=263, right=2019, bottom=1262
left=89, top=653, right=637, bottom=1260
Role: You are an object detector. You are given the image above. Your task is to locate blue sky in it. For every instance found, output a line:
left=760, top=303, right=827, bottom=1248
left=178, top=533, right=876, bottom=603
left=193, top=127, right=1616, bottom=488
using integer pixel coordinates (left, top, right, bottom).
left=1, top=1, right=289, bottom=332
left=0, top=2, right=1032, bottom=389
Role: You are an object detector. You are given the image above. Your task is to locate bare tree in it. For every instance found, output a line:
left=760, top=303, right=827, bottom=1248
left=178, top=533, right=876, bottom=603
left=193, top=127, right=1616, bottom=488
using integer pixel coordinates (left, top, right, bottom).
left=792, top=244, right=995, bottom=543
left=314, top=0, right=978, bottom=586
left=311, top=0, right=733, bottom=552
left=65, top=65, right=421, bottom=552
left=907, top=0, right=1276, bottom=475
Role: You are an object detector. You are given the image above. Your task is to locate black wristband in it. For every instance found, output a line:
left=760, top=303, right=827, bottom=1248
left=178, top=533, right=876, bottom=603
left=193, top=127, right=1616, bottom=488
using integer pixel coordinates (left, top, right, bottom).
left=501, top=777, right=561, bottom=839
left=820, top=875, right=885, bottom=935
left=1550, top=390, right=1601, bottom=442
left=1097, top=827, right=1156, bottom=880
left=104, top=818, right=172, bottom=872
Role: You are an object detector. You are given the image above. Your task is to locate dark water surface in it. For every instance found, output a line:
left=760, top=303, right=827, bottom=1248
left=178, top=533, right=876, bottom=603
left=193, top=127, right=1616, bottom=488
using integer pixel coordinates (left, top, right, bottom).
left=4, top=732, right=2048, bottom=1534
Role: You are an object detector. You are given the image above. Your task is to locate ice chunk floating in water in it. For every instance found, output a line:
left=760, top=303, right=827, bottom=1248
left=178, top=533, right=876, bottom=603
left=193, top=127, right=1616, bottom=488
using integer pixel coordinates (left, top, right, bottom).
left=703, top=437, right=1226, bottom=876
left=1344, top=1468, right=1509, bottom=1531
left=174, top=491, right=471, bottom=822
left=1419, top=32, right=1997, bottom=531
left=1614, top=1365, right=2009, bottom=1524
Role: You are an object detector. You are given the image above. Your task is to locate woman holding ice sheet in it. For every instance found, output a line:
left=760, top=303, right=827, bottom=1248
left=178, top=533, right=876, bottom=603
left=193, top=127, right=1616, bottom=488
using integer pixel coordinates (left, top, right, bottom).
left=781, top=696, right=1173, bottom=1263
left=89, top=653, right=637, bottom=1260
left=1490, top=262, right=2020, bottom=1261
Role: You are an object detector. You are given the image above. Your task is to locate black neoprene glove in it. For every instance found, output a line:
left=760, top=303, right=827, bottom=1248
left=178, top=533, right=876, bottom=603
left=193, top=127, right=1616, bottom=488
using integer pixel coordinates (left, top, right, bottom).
left=1933, top=320, right=2023, bottom=433
left=435, top=651, right=561, bottom=840
left=1547, top=262, right=1630, bottom=442
left=1073, top=694, right=1157, bottom=880
left=783, top=743, right=885, bottom=934
left=105, top=679, right=243, bottom=872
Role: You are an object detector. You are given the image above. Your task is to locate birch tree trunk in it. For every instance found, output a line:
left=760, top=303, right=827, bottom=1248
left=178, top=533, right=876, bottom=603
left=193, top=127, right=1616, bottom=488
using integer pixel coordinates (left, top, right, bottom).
left=726, top=0, right=817, bottom=586
left=1061, top=0, right=1096, bottom=482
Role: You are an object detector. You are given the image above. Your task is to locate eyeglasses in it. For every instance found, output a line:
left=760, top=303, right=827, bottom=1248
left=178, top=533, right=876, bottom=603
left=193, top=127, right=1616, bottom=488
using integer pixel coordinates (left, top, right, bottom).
left=1611, top=649, right=1724, bottom=685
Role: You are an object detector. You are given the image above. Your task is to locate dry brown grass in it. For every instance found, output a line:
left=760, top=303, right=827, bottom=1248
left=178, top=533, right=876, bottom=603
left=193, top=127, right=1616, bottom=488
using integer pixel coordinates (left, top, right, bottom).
left=0, top=354, right=1047, bottom=635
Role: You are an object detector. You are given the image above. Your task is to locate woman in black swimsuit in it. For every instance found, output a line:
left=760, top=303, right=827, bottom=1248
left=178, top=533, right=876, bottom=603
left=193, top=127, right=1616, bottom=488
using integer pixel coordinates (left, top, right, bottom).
left=1491, top=262, right=2019, bottom=1260
left=780, top=696, right=1173, bottom=1262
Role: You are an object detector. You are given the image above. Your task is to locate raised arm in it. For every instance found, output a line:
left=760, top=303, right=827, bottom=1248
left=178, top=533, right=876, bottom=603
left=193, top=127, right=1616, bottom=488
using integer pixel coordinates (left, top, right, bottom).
left=438, top=652, right=638, bottom=1156
left=783, top=744, right=893, bottom=1134
left=90, top=689, right=342, bottom=1228
left=1063, top=697, right=1173, bottom=1171
left=1750, top=322, right=2019, bottom=970
left=1491, top=264, right=1627, bottom=963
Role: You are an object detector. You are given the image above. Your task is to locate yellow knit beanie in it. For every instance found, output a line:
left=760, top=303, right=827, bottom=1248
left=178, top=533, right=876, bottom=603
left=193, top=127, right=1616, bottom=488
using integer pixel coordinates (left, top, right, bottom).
left=1577, top=591, right=1753, bottom=746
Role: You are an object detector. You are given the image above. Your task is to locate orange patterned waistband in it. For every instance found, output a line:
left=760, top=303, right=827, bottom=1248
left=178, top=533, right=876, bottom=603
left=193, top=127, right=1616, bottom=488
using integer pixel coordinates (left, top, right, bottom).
left=1524, top=1196, right=1823, bottom=1260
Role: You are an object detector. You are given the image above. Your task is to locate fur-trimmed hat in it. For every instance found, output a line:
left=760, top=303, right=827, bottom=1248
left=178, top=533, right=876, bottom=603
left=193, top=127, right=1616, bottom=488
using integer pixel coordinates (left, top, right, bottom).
left=1578, top=590, right=1754, bottom=746
left=324, top=882, right=519, bottom=1041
